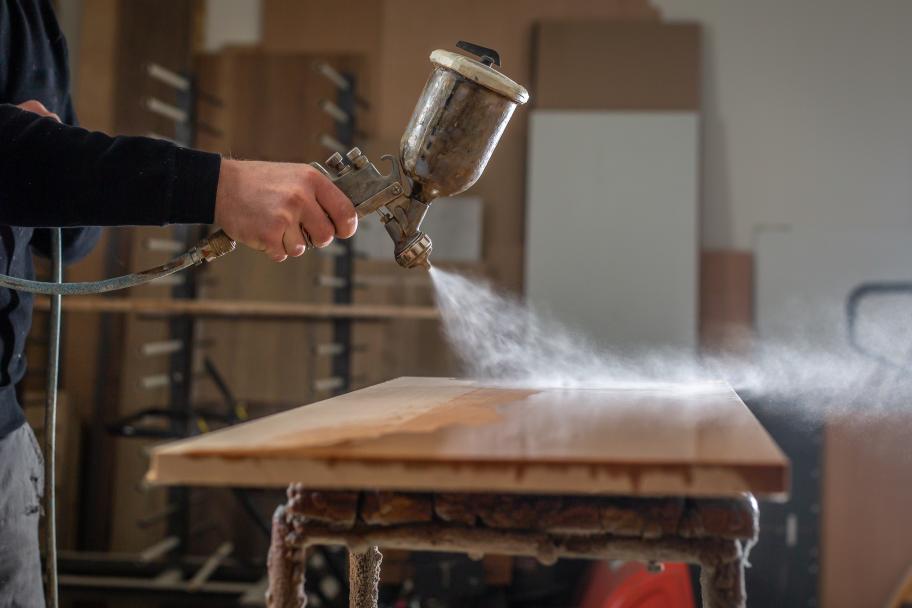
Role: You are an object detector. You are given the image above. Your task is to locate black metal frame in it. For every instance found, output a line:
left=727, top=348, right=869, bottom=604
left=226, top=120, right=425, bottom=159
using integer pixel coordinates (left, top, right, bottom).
left=846, top=281, right=912, bottom=369
left=329, top=71, right=357, bottom=396
left=166, top=73, right=208, bottom=566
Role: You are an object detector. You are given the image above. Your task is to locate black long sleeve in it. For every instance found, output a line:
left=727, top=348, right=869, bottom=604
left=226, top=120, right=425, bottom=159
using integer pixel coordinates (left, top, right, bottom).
left=23, top=94, right=104, bottom=263
left=0, top=104, right=220, bottom=227
left=0, top=0, right=227, bottom=439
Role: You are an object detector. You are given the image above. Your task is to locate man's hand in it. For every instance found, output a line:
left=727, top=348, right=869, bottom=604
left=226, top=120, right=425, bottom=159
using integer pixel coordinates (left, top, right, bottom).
left=16, top=101, right=357, bottom=261
left=214, top=159, right=357, bottom=262
left=17, top=99, right=61, bottom=122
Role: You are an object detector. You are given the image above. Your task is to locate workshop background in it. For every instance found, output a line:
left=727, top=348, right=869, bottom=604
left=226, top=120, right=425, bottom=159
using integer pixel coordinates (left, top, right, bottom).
left=24, top=0, right=912, bottom=607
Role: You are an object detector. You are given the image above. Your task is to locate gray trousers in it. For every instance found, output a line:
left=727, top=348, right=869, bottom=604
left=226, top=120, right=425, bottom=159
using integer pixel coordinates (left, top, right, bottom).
left=0, top=424, right=44, bottom=608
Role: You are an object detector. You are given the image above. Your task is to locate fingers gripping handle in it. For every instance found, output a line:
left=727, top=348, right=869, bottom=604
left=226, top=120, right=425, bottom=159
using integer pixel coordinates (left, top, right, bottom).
left=312, top=148, right=433, bottom=269
left=311, top=149, right=409, bottom=217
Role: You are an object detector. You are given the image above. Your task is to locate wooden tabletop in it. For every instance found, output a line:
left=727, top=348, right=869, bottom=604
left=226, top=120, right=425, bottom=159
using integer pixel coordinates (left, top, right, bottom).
left=147, top=377, right=789, bottom=499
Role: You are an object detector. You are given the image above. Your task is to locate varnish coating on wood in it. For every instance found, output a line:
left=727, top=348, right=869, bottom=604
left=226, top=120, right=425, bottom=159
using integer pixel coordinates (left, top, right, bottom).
left=148, top=377, right=788, bottom=498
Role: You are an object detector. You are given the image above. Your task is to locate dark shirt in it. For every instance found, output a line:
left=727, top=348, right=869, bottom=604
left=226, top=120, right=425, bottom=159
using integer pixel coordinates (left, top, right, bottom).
left=0, top=0, right=221, bottom=438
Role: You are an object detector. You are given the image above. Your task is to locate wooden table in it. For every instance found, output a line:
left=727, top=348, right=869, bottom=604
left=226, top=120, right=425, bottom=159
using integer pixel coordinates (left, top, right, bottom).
left=147, top=377, right=789, bottom=608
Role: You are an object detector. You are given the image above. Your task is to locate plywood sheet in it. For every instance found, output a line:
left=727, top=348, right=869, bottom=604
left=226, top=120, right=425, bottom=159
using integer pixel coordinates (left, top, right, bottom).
left=822, top=414, right=912, bottom=608
left=533, top=21, right=701, bottom=110
left=700, top=250, right=754, bottom=354
left=148, top=377, right=788, bottom=498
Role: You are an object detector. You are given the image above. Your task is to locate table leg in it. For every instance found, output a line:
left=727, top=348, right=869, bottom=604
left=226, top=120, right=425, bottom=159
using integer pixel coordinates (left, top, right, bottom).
left=270, top=490, right=758, bottom=608
left=700, top=557, right=746, bottom=608
left=267, top=505, right=306, bottom=608
left=348, top=546, right=382, bottom=608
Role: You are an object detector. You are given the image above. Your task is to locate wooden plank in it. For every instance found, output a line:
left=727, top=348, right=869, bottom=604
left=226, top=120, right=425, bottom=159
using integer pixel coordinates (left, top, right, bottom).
left=148, top=377, right=789, bottom=498
left=533, top=21, right=701, bottom=111
left=69, top=0, right=198, bottom=552
left=699, top=250, right=754, bottom=354
left=34, top=297, right=439, bottom=321
left=75, top=0, right=120, bottom=133
left=886, top=563, right=912, bottom=608
left=70, top=0, right=123, bottom=553
left=106, top=0, right=198, bottom=554
left=823, top=414, right=912, bottom=608
left=260, top=0, right=382, bottom=134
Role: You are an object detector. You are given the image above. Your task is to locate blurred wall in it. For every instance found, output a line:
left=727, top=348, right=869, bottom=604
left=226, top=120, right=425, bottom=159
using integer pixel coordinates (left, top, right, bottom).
left=651, top=3, right=912, bottom=605
left=655, top=0, right=912, bottom=250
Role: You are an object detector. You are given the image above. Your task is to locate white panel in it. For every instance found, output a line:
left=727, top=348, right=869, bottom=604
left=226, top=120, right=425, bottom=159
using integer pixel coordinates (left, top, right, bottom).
left=525, top=111, right=698, bottom=351
left=354, top=196, right=483, bottom=263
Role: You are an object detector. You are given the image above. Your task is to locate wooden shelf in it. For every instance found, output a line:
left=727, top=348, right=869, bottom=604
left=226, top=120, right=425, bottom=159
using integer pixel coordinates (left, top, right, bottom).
left=34, top=296, right=439, bottom=321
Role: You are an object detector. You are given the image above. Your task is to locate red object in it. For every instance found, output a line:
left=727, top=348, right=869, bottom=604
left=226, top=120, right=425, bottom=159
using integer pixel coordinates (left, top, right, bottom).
left=579, top=561, right=695, bottom=608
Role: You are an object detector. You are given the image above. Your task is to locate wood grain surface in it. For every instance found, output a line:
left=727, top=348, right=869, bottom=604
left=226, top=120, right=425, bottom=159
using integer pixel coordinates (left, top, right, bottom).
left=533, top=22, right=701, bottom=111
left=147, top=377, right=788, bottom=498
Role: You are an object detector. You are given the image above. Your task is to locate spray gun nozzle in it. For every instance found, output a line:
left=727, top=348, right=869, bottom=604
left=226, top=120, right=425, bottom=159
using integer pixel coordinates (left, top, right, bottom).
left=395, top=232, right=433, bottom=269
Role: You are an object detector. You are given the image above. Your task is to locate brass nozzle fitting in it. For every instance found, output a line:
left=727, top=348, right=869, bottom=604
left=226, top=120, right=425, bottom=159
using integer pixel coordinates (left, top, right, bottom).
left=395, top=232, right=433, bottom=269
left=192, top=229, right=238, bottom=264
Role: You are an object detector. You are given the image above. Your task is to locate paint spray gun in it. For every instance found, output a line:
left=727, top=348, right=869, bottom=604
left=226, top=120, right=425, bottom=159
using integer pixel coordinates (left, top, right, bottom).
left=0, top=41, right=527, bottom=295
left=310, top=40, right=529, bottom=269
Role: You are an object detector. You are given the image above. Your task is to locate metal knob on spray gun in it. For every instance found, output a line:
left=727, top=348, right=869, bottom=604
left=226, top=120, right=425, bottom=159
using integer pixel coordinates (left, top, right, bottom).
left=312, top=40, right=529, bottom=269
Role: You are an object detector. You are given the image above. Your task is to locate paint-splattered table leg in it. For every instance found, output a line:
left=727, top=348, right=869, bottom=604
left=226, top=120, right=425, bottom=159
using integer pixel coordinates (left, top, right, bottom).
left=348, top=546, right=382, bottom=608
left=266, top=487, right=758, bottom=608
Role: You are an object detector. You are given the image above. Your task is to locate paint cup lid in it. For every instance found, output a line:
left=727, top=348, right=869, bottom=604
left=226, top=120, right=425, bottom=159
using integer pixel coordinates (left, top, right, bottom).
left=430, top=49, right=529, bottom=105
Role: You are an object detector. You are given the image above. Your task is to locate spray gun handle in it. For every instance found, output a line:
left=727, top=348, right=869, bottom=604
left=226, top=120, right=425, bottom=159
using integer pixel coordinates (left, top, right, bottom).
left=311, top=150, right=409, bottom=216
left=312, top=149, right=432, bottom=269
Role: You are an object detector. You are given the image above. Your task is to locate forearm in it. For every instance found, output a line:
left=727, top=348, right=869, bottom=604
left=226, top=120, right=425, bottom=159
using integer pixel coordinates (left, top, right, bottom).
left=0, top=104, right=219, bottom=227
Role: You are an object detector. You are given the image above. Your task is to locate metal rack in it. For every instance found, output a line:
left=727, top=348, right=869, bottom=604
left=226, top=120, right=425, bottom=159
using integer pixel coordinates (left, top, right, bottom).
left=56, top=55, right=404, bottom=607
left=146, top=61, right=216, bottom=577
left=317, top=61, right=359, bottom=399
left=58, top=61, right=273, bottom=605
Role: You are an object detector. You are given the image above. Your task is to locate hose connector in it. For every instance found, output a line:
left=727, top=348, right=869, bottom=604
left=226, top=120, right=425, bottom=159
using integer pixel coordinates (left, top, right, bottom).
left=191, top=229, right=237, bottom=264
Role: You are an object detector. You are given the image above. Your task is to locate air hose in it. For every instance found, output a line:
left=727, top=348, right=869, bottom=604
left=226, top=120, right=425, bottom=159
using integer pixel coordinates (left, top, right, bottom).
left=43, top=228, right=62, bottom=608
left=1, top=229, right=236, bottom=296
left=33, top=229, right=235, bottom=608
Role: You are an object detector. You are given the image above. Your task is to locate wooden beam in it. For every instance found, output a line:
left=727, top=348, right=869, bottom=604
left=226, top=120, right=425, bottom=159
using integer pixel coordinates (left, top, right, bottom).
left=35, top=296, right=440, bottom=321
